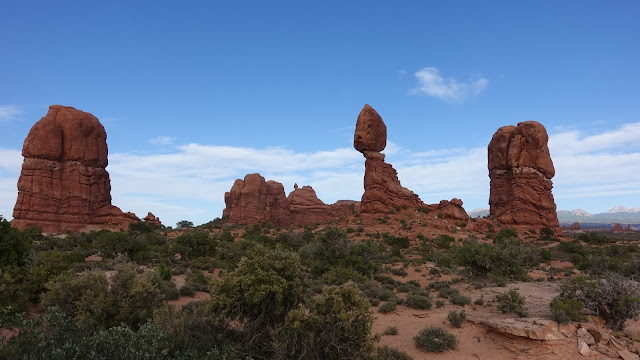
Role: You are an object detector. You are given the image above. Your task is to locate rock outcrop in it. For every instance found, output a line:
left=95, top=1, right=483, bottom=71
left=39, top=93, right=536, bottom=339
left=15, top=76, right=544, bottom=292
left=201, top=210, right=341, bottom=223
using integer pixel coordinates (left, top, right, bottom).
left=222, top=173, right=291, bottom=226
left=354, top=104, right=465, bottom=219
left=12, top=105, right=139, bottom=233
left=488, top=121, right=560, bottom=230
left=223, top=175, right=359, bottom=226
left=143, top=212, right=162, bottom=227
left=288, top=185, right=359, bottom=224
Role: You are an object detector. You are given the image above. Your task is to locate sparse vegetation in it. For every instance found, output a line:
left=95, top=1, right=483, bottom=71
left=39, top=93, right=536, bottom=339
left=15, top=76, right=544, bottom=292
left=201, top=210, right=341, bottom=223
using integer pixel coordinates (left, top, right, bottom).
left=447, top=309, right=466, bottom=328
left=414, top=326, right=458, bottom=352
left=497, top=288, right=527, bottom=317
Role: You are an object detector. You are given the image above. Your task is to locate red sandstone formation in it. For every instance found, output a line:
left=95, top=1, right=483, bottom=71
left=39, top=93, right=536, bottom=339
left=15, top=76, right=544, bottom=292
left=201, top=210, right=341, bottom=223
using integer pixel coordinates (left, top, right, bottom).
left=488, top=121, right=560, bottom=230
left=223, top=173, right=291, bottom=226
left=361, top=151, right=424, bottom=213
left=143, top=212, right=162, bottom=227
left=353, top=104, right=467, bottom=221
left=354, top=104, right=387, bottom=152
left=12, top=105, right=139, bottom=233
left=223, top=174, right=359, bottom=226
left=613, top=223, right=623, bottom=233
left=288, top=185, right=358, bottom=224
left=429, top=199, right=469, bottom=222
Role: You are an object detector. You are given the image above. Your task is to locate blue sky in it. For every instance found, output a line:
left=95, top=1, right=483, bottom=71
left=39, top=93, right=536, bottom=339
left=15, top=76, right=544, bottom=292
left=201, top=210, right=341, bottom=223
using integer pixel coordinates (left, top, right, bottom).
left=1, top=1, right=640, bottom=226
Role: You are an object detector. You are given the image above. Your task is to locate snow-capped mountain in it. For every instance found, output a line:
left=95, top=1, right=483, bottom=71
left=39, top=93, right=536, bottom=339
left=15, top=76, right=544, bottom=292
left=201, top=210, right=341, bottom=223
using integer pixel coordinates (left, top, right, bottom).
left=557, top=206, right=640, bottom=224
left=606, top=206, right=640, bottom=214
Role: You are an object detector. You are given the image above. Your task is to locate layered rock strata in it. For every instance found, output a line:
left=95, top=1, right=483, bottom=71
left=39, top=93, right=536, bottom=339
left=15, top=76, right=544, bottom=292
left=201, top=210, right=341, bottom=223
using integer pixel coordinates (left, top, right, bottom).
left=223, top=175, right=358, bottom=226
left=488, top=121, right=560, bottom=229
left=354, top=104, right=466, bottom=220
left=12, top=105, right=139, bottom=232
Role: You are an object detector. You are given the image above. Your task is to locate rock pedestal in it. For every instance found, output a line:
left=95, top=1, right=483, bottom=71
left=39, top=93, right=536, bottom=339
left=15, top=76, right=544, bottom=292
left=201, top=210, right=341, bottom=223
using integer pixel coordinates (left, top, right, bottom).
left=488, top=121, right=559, bottom=229
left=12, top=105, right=139, bottom=233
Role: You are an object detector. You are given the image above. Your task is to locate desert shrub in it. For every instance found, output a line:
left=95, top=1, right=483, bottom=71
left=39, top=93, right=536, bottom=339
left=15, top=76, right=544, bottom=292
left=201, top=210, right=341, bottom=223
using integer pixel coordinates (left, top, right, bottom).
left=497, top=289, right=527, bottom=317
left=474, top=298, right=484, bottom=306
left=379, top=301, right=397, bottom=314
left=444, top=234, right=539, bottom=281
left=158, top=263, right=172, bottom=281
left=374, top=274, right=397, bottom=286
left=414, top=326, right=457, bottom=353
left=41, top=262, right=167, bottom=329
left=576, top=232, right=615, bottom=245
left=389, top=267, right=408, bottom=277
left=0, top=306, right=245, bottom=360
left=549, top=297, right=586, bottom=323
left=438, top=287, right=459, bottom=299
left=539, top=227, right=555, bottom=240
left=447, top=310, right=466, bottom=328
left=321, top=266, right=368, bottom=285
left=383, top=326, right=399, bottom=335
left=435, top=235, right=455, bottom=249
left=186, top=271, right=210, bottom=292
left=405, top=294, right=432, bottom=310
left=435, top=300, right=445, bottom=308
left=428, top=281, right=451, bottom=291
left=179, top=283, right=197, bottom=297
left=556, top=273, right=640, bottom=330
left=449, top=294, right=471, bottom=306
left=272, top=282, right=374, bottom=360
left=93, top=230, right=152, bottom=263
left=383, top=234, right=411, bottom=249
left=375, top=346, right=413, bottom=360
left=0, top=217, right=31, bottom=268
left=172, top=231, right=217, bottom=261
left=209, top=246, right=307, bottom=357
left=370, top=298, right=381, bottom=306
left=302, top=228, right=381, bottom=277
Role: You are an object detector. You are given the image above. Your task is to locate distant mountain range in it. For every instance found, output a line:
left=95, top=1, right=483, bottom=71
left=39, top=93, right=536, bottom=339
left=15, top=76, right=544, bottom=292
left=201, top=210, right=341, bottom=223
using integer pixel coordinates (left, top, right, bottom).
left=468, top=206, right=640, bottom=225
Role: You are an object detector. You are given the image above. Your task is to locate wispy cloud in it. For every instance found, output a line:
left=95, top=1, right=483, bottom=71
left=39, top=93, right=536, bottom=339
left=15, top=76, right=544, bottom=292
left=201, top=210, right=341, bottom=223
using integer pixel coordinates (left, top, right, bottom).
left=411, top=67, right=488, bottom=102
left=0, top=105, right=22, bottom=123
left=149, top=136, right=176, bottom=145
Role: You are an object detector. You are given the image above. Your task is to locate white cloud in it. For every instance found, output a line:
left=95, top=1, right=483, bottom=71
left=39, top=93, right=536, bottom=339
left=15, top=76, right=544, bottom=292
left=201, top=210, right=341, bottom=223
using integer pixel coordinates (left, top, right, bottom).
left=1, top=121, right=640, bottom=225
left=148, top=136, right=176, bottom=145
left=0, top=105, right=22, bottom=123
left=411, top=67, right=488, bottom=102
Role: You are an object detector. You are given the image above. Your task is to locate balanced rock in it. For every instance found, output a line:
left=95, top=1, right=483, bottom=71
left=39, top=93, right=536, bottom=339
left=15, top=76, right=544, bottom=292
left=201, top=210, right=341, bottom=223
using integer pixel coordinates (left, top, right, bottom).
left=488, top=121, right=560, bottom=230
left=12, top=105, right=139, bottom=233
left=222, top=173, right=291, bottom=226
left=354, top=104, right=387, bottom=152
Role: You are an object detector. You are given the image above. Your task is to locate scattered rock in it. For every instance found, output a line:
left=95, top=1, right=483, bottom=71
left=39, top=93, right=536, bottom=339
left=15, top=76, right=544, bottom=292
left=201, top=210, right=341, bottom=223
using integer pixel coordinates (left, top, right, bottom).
left=488, top=121, right=560, bottom=231
left=620, top=349, right=640, bottom=360
left=12, top=105, right=139, bottom=233
left=577, top=337, right=591, bottom=357
left=577, top=327, right=595, bottom=345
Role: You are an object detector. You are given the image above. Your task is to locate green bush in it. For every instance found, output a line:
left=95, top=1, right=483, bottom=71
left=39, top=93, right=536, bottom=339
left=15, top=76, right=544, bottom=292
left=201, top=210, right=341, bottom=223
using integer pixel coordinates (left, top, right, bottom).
left=375, top=346, right=413, bottom=360
left=0, top=306, right=246, bottom=360
left=414, top=326, right=458, bottom=352
left=435, top=300, right=445, bottom=308
left=405, top=294, right=432, bottom=310
left=549, top=297, right=586, bottom=323
left=41, top=262, right=167, bottom=329
left=179, top=283, right=197, bottom=297
left=158, top=263, right=172, bottom=281
left=497, top=289, right=527, bottom=317
left=272, top=282, right=374, bottom=360
left=209, top=246, right=307, bottom=357
left=450, top=294, right=471, bottom=306
left=379, top=301, right=397, bottom=314
left=556, top=273, right=640, bottom=330
left=383, top=326, right=399, bottom=335
left=172, top=231, right=217, bottom=261
left=0, top=217, right=31, bottom=268
left=447, top=310, right=466, bottom=328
